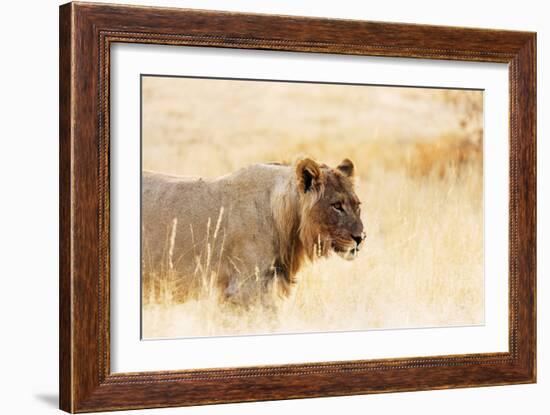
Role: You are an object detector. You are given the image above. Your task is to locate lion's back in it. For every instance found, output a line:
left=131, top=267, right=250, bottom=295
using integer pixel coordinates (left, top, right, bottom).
left=142, top=170, right=217, bottom=219
left=142, top=171, right=223, bottom=278
left=141, top=166, right=291, bottom=295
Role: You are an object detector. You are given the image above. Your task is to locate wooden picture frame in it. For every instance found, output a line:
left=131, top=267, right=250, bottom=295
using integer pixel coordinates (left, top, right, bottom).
left=59, top=2, right=536, bottom=412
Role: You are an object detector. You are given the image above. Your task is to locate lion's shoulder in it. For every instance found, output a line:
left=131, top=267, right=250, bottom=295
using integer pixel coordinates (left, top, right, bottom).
left=213, top=163, right=293, bottom=193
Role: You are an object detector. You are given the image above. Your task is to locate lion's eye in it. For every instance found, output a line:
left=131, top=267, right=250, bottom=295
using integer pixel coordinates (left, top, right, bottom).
left=332, top=202, right=344, bottom=212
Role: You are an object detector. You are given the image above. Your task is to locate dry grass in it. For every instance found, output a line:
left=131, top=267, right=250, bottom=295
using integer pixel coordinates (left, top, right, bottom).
left=141, top=77, right=484, bottom=338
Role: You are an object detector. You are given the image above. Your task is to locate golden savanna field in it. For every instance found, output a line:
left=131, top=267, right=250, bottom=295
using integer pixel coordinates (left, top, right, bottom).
left=141, top=76, right=484, bottom=338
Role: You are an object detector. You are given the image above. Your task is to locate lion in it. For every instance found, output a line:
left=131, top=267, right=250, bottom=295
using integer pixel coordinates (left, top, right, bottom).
left=142, top=158, right=365, bottom=305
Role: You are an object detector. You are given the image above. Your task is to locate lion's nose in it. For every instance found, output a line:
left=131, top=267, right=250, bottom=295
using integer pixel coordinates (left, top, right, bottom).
left=352, top=234, right=364, bottom=246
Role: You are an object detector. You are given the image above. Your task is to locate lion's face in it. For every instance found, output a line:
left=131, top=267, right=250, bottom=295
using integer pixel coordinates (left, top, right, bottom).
left=296, top=158, right=365, bottom=260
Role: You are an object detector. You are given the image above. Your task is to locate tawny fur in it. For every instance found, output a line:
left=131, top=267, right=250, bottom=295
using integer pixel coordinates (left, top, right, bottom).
left=142, top=158, right=363, bottom=305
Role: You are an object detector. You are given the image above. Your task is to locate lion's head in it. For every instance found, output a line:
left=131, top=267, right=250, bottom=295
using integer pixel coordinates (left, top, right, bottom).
left=295, top=157, right=365, bottom=261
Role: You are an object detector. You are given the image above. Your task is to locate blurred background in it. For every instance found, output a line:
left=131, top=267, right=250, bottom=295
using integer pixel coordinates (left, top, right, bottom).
left=141, top=76, right=484, bottom=338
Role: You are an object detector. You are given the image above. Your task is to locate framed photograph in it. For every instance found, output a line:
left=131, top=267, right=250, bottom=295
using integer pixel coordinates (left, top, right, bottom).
left=59, top=2, right=536, bottom=412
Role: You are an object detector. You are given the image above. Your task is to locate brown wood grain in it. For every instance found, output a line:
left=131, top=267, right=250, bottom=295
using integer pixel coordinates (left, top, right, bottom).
left=59, top=3, right=73, bottom=411
left=59, top=2, right=536, bottom=412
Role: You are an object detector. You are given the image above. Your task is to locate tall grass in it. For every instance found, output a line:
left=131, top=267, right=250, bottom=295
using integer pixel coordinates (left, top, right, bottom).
left=141, top=77, right=483, bottom=339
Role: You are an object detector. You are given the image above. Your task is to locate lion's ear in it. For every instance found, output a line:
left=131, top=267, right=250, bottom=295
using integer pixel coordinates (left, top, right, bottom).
left=296, top=158, right=322, bottom=193
left=337, top=158, right=355, bottom=178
